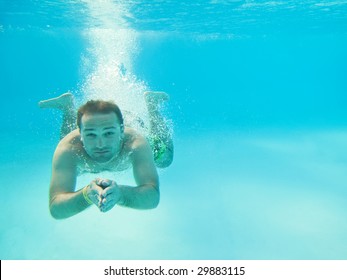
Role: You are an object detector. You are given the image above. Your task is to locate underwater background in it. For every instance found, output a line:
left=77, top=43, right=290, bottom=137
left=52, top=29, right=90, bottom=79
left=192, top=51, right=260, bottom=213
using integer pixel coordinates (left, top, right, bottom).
left=1, top=0, right=347, bottom=259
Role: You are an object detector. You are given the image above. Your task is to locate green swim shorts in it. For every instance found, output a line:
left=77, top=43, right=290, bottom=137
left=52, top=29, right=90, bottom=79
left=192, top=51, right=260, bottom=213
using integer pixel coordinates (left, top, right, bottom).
left=148, top=136, right=167, bottom=162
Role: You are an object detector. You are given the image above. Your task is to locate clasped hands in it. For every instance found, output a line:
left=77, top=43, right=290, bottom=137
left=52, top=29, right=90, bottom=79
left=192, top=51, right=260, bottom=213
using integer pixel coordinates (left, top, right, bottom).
left=84, top=178, right=122, bottom=212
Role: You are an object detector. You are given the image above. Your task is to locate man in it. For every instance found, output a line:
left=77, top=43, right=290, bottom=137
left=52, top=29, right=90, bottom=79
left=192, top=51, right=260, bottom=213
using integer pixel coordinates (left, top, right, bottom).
left=39, top=91, right=173, bottom=219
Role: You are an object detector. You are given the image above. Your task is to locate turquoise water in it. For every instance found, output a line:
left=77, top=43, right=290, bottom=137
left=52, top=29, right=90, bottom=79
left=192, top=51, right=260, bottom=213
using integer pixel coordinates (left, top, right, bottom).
left=1, top=0, right=347, bottom=259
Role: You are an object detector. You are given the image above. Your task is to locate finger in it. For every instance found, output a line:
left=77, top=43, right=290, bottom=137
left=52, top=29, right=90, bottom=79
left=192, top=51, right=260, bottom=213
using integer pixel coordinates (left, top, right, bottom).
left=99, top=199, right=117, bottom=212
left=98, top=178, right=110, bottom=186
left=98, top=196, right=111, bottom=209
left=101, top=194, right=117, bottom=204
left=90, top=181, right=104, bottom=194
left=90, top=192, right=102, bottom=206
left=99, top=195, right=113, bottom=207
left=90, top=186, right=103, bottom=199
left=96, top=179, right=112, bottom=189
left=87, top=183, right=103, bottom=202
left=101, top=187, right=114, bottom=197
left=93, top=178, right=103, bottom=186
left=93, top=178, right=104, bottom=186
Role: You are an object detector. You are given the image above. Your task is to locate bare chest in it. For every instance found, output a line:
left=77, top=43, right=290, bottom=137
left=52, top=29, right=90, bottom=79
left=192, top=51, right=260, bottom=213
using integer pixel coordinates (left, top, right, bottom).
left=76, top=154, right=131, bottom=175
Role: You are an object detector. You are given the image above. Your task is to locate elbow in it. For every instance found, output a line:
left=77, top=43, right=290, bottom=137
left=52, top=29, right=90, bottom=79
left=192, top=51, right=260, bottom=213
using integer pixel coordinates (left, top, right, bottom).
left=151, top=198, right=160, bottom=209
left=49, top=204, right=64, bottom=220
left=139, top=186, right=159, bottom=209
left=49, top=198, right=67, bottom=220
left=49, top=206, right=61, bottom=220
left=150, top=188, right=160, bottom=209
left=49, top=194, right=60, bottom=219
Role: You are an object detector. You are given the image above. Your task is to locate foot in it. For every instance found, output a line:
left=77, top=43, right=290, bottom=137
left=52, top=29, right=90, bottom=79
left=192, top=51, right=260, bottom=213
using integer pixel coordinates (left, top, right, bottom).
left=38, top=92, right=74, bottom=110
left=144, top=91, right=169, bottom=106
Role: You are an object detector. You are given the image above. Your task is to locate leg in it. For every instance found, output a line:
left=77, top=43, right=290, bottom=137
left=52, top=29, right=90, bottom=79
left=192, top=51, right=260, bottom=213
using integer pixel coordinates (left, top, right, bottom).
left=145, top=91, right=174, bottom=168
left=38, top=92, right=77, bottom=139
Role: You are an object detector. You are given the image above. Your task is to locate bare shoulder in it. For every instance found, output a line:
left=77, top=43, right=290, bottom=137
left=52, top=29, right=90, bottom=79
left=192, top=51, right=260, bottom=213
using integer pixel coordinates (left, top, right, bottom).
left=122, top=127, right=155, bottom=168
left=53, top=130, right=82, bottom=167
left=123, top=127, right=149, bottom=152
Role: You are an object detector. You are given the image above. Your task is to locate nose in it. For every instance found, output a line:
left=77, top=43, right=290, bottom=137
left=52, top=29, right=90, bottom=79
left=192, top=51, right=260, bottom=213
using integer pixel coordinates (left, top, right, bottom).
left=96, top=136, right=105, bottom=148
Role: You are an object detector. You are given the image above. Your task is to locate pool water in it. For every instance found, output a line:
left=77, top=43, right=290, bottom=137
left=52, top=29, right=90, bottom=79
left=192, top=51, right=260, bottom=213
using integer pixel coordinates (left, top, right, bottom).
left=1, top=0, right=347, bottom=259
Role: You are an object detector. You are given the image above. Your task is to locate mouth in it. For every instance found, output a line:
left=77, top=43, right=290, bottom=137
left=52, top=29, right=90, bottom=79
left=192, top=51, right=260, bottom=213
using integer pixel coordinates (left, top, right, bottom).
left=94, top=150, right=110, bottom=155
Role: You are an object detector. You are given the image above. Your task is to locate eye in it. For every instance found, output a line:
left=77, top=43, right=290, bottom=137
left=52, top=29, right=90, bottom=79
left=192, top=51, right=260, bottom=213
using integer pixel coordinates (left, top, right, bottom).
left=105, top=131, right=115, bottom=137
left=86, top=133, right=96, bottom=138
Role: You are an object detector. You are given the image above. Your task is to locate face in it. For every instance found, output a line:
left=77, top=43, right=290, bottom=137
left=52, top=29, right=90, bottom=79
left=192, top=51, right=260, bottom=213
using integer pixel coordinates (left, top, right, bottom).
left=80, top=112, right=124, bottom=163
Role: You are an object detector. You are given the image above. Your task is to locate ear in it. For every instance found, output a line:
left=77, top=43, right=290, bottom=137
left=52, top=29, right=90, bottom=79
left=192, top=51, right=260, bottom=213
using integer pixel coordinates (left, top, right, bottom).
left=120, top=124, right=125, bottom=140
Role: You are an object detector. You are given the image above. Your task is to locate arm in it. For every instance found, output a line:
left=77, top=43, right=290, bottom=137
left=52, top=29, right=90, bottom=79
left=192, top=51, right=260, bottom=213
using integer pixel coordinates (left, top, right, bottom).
left=100, top=137, right=160, bottom=212
left=123, top=135, right=160, bottom=209
left=49, top=145, right=101, bottom=219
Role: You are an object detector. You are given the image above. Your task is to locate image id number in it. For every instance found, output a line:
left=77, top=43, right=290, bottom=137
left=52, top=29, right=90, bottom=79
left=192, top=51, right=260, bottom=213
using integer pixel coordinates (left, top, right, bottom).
left=197, top=266, right=246, bottom=276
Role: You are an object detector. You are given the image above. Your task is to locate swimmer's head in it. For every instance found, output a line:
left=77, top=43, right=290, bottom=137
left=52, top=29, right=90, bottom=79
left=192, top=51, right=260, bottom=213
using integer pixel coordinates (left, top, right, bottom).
left=77, top=100, right=125, bottom=162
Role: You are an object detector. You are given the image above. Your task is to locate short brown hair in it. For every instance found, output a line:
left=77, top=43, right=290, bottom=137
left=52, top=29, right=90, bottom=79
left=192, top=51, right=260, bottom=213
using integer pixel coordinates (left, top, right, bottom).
left=77, top=100, right=124, bottom=129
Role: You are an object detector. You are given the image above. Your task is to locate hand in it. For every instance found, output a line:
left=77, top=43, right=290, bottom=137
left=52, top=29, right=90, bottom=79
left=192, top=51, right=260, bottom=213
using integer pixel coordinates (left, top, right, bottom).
left=95, top=178, right=112, bottom=189
left=84, top=178, right=111, bottom=206
left=97, top=180, right=123, bottom=212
